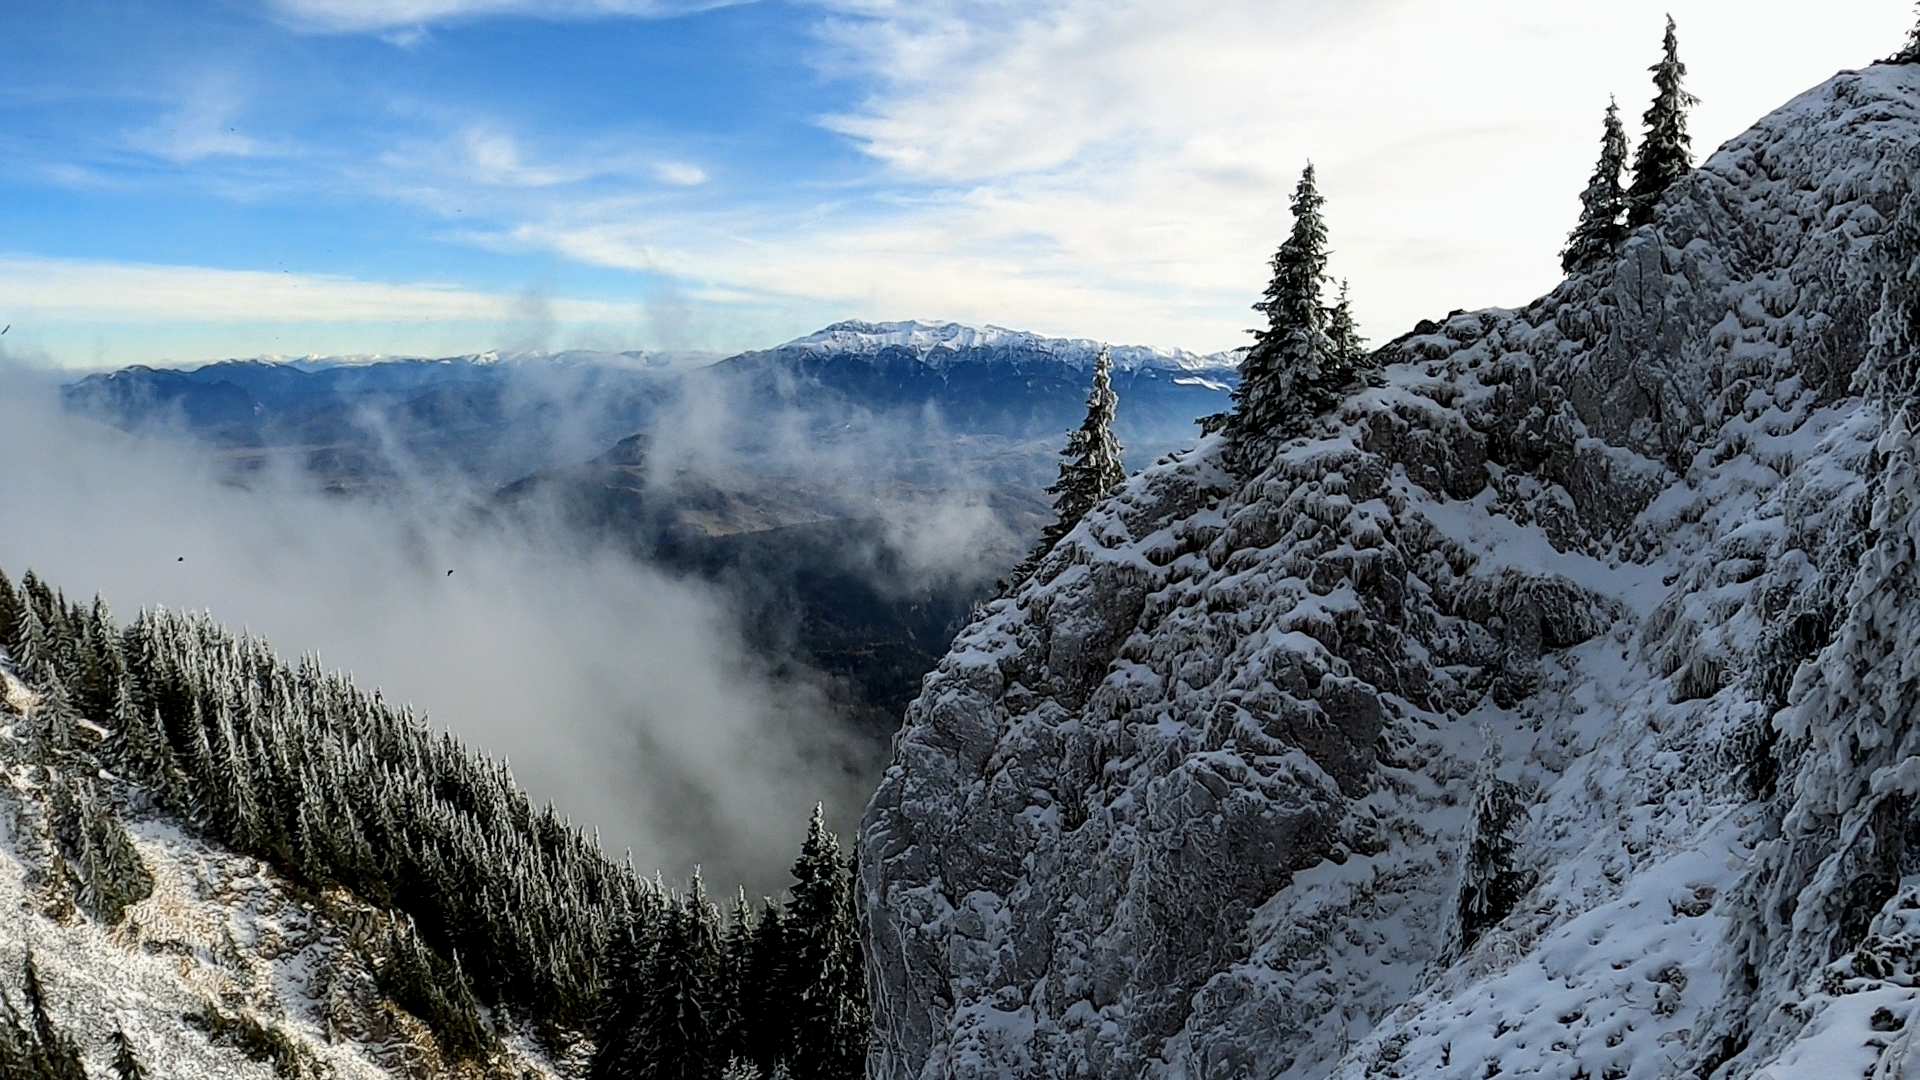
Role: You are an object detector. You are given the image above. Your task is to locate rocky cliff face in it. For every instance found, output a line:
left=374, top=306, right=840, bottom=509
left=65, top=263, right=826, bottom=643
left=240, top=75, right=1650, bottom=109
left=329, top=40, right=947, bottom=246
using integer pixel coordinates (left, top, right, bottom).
left=861, top=63, right=1920, bottom=1080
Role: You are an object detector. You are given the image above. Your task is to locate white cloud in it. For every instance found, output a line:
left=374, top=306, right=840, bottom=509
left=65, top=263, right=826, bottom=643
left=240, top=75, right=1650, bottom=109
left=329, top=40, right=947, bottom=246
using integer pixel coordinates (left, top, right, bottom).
left=654, top=161, right=709, bottom=186
left=463, top=126, right=577, bottom=187
left=776, top=0, right=1918, bottom=349
left=126, top=89, right=263, bottom=164
left=271, top=0, right=749, bottom=34
left=0, top=255, right=630, bottom=325
left=399, top=0, right=1916, bottom=356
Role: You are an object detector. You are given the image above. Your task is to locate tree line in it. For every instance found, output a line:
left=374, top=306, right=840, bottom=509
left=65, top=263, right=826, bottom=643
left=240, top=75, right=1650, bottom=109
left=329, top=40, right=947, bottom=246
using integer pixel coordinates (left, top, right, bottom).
left=0, top=564, right=867, bottom=1078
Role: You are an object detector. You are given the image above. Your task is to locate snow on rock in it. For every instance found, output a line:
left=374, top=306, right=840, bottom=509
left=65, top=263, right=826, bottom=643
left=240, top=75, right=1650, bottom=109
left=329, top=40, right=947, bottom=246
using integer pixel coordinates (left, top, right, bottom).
left=861, top=62, right=1920, bottom=1080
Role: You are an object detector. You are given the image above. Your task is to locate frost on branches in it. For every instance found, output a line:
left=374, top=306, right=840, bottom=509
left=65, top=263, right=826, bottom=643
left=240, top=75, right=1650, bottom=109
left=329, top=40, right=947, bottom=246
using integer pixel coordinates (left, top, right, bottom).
left=1014, top=345, right=1127, bottom=584
left=1563, top=99, right=1632, bottom=274
left=1225, top=164, right=1374, bottom=473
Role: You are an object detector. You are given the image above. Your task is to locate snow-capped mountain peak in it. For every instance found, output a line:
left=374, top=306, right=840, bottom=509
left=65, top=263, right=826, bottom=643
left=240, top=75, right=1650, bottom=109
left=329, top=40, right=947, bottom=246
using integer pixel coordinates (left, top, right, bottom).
left=776, top=319, right=1239, bottom=372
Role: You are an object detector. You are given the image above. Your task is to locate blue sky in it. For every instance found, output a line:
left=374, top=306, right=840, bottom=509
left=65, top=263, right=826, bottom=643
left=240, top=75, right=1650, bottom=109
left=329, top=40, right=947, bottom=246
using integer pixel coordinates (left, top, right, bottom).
left=1, top=0, right=1912, bottom=368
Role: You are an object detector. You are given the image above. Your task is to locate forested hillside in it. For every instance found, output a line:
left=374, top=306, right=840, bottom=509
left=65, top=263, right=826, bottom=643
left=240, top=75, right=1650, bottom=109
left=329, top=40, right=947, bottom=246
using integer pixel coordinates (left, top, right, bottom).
left=0, top=565, right=866, bottom=1079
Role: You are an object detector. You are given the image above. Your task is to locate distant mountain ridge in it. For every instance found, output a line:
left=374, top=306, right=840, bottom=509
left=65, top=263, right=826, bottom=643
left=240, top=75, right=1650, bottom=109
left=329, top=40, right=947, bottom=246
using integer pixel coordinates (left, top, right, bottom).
left=63, top=320, right=1239, bottom=483
left=765, top=320, right=1237, bottom=374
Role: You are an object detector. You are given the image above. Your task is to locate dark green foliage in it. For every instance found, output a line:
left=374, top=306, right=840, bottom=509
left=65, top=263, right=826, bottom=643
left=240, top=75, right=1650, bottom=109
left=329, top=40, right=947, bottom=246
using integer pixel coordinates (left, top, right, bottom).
left=1226, top=165, right=1371, bottom=473
left=739, top=897, right=793, bottom=1073
left=1627, top=16, right=1698, bottom=228
left=0, top=956, right=87, bottom=1080
left=1563, top=99, right=1632, bottom=274
left=594, top=813, right=869, bottom=1080
left=0, top=564, right=22, bottom=671
left=371, top=916, right=494, bottom=1062
left=1013, top=346, right=1127, bottom=583
left=109, top=1027, right=148, bottom=1080
left=186, top=1002, right=307, bottom=1078
left=0, top=565, right=650, bottom=1038
left=52, top=777, right=153, bottom=924
left=595, top=880, right=725, bottom=1080
left=779, top=808, right=869, bottom=1080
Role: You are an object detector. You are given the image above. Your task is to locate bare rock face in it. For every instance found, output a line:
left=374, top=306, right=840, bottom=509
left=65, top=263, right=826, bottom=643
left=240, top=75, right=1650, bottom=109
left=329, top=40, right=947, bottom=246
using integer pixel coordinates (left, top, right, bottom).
left=863, top=65, right=1920, bottom=1080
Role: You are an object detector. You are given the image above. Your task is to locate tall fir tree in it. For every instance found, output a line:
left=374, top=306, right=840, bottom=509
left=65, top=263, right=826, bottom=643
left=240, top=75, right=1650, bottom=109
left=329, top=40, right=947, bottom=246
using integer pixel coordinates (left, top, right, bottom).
left=740, top=899, right=792, bottom=1075
left=108, top=1028, right=147, bottom=1080
left=782, top=807, right=869, bottom=1080
left=1896, top=5, right=1920, bottom=63
left=1012, top=346, right=1126, bottom=583
left=1227, top=163, right=1337, bottom=470
left=0, top=563, right=20, bottom=657
left=1448, top=735, right=1532, bottom=957
left=717, top=889, right=755, bottom=1049
left=1563, top=99, right=1632, bottom=273
left=644, top=886, right=724, bottom=1080
left=1323, top=279, right=1371, bottom=393
left=1626, top=16, right=1698, bottom=228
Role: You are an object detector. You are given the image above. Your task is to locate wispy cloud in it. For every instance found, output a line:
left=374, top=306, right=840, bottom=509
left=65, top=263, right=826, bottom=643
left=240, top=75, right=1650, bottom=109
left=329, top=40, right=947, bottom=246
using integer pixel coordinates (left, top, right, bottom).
left=654, top=161, right=708, bottom=187
left=125, top=88, right=265, bottom=164
left=270, top=0, right=753, bottom=34
left=0, top=255, right=630, bottom=324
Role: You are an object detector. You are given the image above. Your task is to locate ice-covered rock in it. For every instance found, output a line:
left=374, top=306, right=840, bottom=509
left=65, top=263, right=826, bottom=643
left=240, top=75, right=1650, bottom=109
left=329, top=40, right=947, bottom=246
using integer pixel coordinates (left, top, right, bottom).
left=862, top=62, right=1920, bottom=1080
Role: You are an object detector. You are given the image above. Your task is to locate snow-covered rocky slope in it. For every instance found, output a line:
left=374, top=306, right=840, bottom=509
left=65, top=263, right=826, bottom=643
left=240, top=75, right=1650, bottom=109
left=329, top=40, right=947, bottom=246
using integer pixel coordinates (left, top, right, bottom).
left=861, top=62, right=1920, bottom=1080
left=0, top=666, right=570, bottom=1080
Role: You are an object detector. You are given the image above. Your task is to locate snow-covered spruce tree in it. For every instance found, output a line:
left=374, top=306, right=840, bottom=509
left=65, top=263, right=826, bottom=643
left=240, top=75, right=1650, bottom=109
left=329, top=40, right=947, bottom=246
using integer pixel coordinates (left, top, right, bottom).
left=1447, top=736, right=1532, bottom=957
left=1563, top=98, right=1632, bottom=273
left=717, top=889, right=755, bottom=1049
left=1894, top=6, right=1920, bottom=64
left=1324, top=279, right=1372, bottom=391
left=15, top=955, right=85, bottom=1080
left=1227, top=163, right=1352, bottom=472
left=741, top=896, right=793, bottom=1075
left=1012, top=345, right=1126, bottom=582
left=108, top=1028, right=146, bottom=1080
left=52, top=777, right=152, bottom=925
left=1626, top=15, right=1698, bottom=228
left=625, top=882, right=725, bottom=1080
left=0, top=563, right=21, bottom=658
left=372, top=915, right=492, bottom=1061
left=781, top=807, right=869, bottom=1080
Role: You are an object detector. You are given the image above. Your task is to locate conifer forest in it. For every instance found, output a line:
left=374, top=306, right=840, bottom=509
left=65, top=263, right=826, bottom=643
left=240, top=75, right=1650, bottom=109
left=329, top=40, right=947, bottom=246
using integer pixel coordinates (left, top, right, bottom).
left=0, top=567, right=867, bottom=1079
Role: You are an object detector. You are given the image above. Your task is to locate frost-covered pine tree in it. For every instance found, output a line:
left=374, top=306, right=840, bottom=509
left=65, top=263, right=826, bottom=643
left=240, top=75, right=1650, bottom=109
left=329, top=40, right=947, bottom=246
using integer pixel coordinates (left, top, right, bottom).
left=1627, top=16, right=1698, bottom=228
left=1323, top=279, right=1371, bottom=391
left=108, top=1028, right=146, bottom=1080
left=0, top=564, right=20, bottom=658
left=1562, top=99, right=1632, bottom=273
left=58, top=778, right=152, bottom=925
left=742, top=898, right=792, bottom=1074
left=635, top=885, right=724, bottom=1080
left=783, top=807, right=869, bottom=1080
left=1894, top=6, right=1920, bottom=63
left=718, top=889, right=755, bottom=1048
left=1013, top=346, right=1126, bottom=582
left=1447, top=735, right=1532, bottom=957
left=1229, top=163, right=1335, bottom=470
